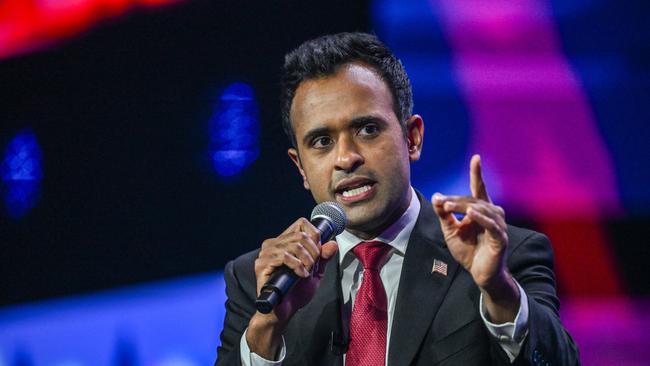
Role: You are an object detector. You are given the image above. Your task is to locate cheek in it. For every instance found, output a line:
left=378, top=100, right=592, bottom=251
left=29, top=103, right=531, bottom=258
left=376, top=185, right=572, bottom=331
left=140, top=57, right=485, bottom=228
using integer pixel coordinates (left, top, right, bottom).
left=303, top=163, right=331, bottom=196
left=377, top=139, right=410, bottom=167
left=377, top=142, right=411, bottom=186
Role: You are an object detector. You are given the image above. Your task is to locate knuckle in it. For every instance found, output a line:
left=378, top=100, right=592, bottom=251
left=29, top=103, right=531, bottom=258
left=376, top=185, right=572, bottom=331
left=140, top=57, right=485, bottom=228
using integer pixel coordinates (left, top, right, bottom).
left=303, top=229, right=320, bottom=244
left=305, top=236, right=318, bottom=250
left=283, top=252, right=296, bottom=265
left=302, top=249, right=315, bottom=265
left=291, top=242, right=305, bottom=252
left=260, top=245, right=279, bottom=258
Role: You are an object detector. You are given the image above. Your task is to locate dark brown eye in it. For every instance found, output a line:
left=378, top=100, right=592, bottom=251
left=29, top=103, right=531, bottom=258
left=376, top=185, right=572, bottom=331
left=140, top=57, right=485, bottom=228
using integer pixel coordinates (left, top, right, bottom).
left=312, top=136, right=333, bottom=148
left=359, top=124, right=379, bottom=136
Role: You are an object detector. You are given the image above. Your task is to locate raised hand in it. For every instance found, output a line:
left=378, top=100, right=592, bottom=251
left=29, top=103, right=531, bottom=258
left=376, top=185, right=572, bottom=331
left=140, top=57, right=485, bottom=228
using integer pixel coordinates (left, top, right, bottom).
left=432, top=155, right=519, bottom=323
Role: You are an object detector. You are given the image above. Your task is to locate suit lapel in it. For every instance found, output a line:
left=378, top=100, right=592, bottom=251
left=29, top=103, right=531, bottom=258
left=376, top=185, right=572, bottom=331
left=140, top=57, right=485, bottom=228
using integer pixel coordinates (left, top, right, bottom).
left=292, top=250, right=345, bottom=366
left=387, top=192, right=459, bottom=366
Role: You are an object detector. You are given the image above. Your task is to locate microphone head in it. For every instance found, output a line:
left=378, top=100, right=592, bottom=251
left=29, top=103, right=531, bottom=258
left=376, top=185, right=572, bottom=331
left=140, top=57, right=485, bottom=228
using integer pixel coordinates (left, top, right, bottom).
left=310, top=201, right=347, bottom=236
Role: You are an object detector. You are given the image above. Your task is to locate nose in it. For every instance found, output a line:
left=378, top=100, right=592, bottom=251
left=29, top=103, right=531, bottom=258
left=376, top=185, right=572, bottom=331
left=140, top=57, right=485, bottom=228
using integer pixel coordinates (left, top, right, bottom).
left=334, top=135, right=364, bottom=172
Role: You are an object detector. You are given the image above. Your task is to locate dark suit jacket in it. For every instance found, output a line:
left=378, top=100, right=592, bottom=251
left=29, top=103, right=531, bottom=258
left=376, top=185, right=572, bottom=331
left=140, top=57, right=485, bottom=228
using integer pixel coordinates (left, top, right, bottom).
left=215, top=192, right=580, bottom=366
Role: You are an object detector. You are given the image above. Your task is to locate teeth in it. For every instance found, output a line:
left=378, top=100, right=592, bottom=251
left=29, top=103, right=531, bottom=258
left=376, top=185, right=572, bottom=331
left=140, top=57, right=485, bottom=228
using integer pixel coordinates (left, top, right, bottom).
left=342, top=184, right=371, bottom=197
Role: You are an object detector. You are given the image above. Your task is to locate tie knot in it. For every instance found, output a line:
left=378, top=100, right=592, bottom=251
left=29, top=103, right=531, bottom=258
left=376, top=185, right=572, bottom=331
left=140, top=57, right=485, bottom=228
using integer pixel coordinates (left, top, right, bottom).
left=353, top=241, right=391, bottom=270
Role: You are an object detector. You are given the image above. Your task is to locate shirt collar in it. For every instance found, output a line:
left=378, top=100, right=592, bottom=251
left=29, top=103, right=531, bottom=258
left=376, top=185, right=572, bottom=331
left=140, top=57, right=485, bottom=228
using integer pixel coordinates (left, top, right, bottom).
left=336, top=187, right=420, bottom=264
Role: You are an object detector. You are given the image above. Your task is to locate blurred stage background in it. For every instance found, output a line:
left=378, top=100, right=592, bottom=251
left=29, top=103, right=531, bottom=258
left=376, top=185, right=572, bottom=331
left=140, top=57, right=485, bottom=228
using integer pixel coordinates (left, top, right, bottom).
left=1, top=0, right=649, bottom=365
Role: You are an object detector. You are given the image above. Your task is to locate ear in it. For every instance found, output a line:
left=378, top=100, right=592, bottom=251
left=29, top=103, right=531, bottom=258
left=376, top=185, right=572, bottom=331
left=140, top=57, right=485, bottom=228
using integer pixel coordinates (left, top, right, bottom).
left=288, top=148, right=310, bottom=190
left=405, top=114, right=424, bottom=162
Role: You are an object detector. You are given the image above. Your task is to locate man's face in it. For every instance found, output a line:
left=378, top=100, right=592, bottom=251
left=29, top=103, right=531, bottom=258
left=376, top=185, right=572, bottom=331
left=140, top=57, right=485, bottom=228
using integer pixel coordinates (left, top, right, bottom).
left=288, top=62, right=423, bottom=237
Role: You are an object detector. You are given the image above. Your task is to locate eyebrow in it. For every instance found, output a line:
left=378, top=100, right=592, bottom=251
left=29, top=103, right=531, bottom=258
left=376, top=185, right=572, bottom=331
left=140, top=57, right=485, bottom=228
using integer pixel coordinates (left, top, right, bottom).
left=302, top=126, right=332, bottom=147
left=349, top=115, right=386, bottom=130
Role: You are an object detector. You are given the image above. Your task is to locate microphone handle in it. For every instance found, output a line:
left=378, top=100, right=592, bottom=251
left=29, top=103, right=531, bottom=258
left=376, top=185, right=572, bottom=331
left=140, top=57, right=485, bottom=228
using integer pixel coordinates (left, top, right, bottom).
left=255, top=217, right=334, bottom=314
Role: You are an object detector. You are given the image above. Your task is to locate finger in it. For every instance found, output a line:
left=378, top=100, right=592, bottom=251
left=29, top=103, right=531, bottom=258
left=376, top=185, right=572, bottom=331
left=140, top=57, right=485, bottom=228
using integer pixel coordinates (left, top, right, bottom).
left=470, top=154, right=491, bottom=202
left=276, top=231, right=320, bottom=261
left=434, top=195, right=478, bottom=213
left=465, top=202, right=507, bottom=231
left=282, top=252, right=310, bottom=278
left=481, top=202, right=506, bottom=229
left=313, top=241, right=339, bottom=279
left=437, top=196, right=473, bottom=215
left=297, top=217, right=323, bottom=246
left=442, top=200, right=469, bottom=214
left=466, top=206, right=506, bottom=242
left=259, top=234, right=316, bottom=266
left=280, top=217, right=311, bottom=236
left=255, top=255, right=285, bottom=277
left=432, top=193, right=459, bottom=229
left=255, top=253, right=299, bottom=281
left=287, top=241, right=316, bottom=271
left=320, top=240, right=339, bottom=260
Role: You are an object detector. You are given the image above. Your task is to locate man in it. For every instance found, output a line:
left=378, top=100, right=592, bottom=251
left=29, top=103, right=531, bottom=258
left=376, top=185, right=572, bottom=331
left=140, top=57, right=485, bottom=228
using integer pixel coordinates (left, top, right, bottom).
left=215, top=32, right=579, bottom=366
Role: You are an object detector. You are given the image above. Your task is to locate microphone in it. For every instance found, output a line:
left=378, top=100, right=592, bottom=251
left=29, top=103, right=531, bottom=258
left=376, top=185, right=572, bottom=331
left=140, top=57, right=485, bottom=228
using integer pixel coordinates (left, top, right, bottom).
left=255, top=201, right=347, bottom=314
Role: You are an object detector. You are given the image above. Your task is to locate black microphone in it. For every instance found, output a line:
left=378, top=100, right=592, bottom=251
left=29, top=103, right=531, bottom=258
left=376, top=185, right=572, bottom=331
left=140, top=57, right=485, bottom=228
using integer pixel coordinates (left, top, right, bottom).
left=255, top=201, right=347, bottom=314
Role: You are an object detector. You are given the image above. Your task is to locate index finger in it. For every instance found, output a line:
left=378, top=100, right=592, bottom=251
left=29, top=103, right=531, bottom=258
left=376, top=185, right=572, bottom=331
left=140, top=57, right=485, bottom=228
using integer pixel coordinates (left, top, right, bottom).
left=280, top=217, right=307, bottom=235
left=297, top=217, right=322, bottom=246
left=470, top=154, right=491, bottom=202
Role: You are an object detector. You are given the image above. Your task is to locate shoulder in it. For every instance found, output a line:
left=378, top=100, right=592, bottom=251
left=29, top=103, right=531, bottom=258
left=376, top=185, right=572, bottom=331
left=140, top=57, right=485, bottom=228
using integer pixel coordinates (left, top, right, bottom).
left=506, top=224, right=551, bottom=254
left=223, top=249, right=260, bottom=295
left=504, top=224, right=556, bottom=276
left=228, top=249, right=260, bottom=272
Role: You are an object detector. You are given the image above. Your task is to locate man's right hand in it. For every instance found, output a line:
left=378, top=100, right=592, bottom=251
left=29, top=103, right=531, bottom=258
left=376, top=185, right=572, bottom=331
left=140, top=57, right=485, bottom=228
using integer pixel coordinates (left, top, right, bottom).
left=246, top=217, right=339, bottom=360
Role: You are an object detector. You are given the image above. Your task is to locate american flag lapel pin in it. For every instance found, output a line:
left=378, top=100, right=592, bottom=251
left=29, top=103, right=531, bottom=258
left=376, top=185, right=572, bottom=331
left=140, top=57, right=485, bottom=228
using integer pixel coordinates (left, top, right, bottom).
left=432, top=259, right=448, bottom=276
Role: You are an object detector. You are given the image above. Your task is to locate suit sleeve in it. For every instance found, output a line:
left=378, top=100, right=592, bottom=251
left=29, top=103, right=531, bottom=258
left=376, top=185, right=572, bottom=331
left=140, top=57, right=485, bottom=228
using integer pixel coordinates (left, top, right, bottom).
left=215, top=257, right=259, bottom=366
left=495, top=231, right=580, bottom=366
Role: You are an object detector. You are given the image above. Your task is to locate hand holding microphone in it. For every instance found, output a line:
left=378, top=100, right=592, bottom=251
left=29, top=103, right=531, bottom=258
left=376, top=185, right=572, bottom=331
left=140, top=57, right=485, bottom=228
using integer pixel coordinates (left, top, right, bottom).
left=255, top=202, right=347, bottom=314
left=246, top=202, right=346, bottom=359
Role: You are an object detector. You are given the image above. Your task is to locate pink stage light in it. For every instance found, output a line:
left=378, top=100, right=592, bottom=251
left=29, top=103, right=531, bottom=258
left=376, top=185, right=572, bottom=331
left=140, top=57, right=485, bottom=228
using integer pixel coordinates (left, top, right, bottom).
left=432, top=2, right=635, bottom=361
left=433, top=0, right=623, bottom=296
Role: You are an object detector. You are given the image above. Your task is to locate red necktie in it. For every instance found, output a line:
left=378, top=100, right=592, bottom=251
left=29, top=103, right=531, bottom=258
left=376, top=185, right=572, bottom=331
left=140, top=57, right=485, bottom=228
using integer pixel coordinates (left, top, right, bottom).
left=346, top=241, right=391, bottom=366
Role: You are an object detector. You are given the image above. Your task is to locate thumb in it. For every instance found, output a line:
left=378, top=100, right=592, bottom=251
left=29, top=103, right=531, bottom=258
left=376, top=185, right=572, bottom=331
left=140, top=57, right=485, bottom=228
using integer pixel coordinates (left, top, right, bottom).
left=314, top=241, right=338, bottom=278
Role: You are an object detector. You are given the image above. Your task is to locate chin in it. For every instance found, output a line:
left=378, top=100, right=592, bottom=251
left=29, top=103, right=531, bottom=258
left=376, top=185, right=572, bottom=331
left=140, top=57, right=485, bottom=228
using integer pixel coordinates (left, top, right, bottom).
left=345, top=207, right=386, bottom=233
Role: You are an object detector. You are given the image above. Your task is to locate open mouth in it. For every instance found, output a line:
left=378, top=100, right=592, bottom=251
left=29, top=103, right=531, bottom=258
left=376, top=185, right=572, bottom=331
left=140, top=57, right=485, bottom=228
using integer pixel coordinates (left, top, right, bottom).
left=341, top=184, right=372, bottom=198
left=334, top=178, right=377, bottom=203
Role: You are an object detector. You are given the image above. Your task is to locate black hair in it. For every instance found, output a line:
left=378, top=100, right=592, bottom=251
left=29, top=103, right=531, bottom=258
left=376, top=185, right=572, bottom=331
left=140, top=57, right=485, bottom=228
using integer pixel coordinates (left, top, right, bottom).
left=280, top=32, right=413, bottom=148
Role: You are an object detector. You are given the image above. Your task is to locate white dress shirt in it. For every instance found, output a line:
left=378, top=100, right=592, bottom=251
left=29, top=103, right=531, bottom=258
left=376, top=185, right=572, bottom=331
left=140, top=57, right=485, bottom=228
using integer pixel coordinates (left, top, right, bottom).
left=240, top=187, right=529, bottom=365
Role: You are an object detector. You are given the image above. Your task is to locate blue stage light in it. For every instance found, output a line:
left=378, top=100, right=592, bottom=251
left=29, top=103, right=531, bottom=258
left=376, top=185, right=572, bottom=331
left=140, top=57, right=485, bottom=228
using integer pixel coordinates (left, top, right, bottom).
left=1, top=129, right=43, bottom=218
left=208, top=82, right=260, bottom=178
left=0, top=272, right=226, bottom=366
